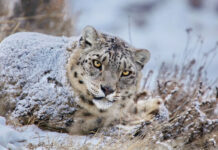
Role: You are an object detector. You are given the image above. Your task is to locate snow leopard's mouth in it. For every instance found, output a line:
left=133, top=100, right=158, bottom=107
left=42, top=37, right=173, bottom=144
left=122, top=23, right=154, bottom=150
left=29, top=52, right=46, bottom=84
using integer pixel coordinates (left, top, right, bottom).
left=93, top=95, right=116, bottom=110
left=93, top=96, right=105, bottom=100
left=93, top=96, right=115, bottom=102
left=93, top=99, right=114, bottom=110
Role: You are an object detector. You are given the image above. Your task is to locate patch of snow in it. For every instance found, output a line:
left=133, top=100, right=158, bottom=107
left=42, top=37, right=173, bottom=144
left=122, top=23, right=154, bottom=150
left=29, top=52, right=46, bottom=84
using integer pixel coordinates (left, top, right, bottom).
left=0, top=116, right=6, bottom=125
left=159, top=100, right=169, bottom=121
left=193, top=100, right=207, bottom=121
left=156, top=141, right=173, bottom=150
left=209, top=138, right=216, bottom=146
left=0, top=116, right=108, bottom=149
left=165, top=94, right=172, bottom=102
left=19, top=125, right=103, bottom=149
left=152, top=135, right=156, bottom=140
left=0, top=117, right=26, bottom=150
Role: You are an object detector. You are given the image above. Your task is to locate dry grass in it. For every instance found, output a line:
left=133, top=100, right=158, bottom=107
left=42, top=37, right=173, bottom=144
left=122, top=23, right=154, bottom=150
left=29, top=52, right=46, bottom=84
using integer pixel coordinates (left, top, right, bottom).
left=0, top=0, right=76, bottom=42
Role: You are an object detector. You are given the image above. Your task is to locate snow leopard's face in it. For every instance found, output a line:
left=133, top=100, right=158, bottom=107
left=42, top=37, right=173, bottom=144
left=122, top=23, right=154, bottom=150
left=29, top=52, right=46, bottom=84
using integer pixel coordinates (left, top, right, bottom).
left=68, top=26, right=150, bottom=110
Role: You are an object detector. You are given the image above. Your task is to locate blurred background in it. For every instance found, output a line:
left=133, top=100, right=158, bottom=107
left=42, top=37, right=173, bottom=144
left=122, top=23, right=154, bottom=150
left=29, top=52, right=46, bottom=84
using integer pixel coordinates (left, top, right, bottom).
left=0, top=0, right=217, bottom=84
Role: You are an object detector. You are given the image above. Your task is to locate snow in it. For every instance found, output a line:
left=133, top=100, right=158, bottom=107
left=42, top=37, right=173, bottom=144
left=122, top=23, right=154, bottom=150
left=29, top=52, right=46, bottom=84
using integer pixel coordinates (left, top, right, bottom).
left=0, top=117, right=26, bottom=150
left=19, top=125, right=103, bottom=149
left=156, top=141, right=173, bottom=150
left=0, top=116, right=107, bottom=149
left=0, top=116, right=6, bottom=125
left=209, top=138, right=216, bottom=146
left=193, top=100, right=207, bottom=121
left=158, top=99, right=169, bottom=121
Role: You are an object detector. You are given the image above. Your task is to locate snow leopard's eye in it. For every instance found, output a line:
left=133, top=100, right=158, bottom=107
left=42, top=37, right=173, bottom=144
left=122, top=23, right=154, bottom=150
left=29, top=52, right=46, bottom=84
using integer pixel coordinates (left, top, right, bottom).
left=122, top=70, right=131, bottom=76
left=93, top=60, right=102, bottom=69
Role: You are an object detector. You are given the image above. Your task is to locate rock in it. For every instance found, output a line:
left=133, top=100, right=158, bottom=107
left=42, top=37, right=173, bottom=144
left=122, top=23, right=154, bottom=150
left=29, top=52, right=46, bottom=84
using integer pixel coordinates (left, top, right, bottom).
left=0, top=32, right=76, bottom=130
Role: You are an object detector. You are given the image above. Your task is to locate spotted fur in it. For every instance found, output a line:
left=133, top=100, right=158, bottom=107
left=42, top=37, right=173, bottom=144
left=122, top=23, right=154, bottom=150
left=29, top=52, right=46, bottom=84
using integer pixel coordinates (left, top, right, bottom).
left=66, top=26, right=150, bottom=134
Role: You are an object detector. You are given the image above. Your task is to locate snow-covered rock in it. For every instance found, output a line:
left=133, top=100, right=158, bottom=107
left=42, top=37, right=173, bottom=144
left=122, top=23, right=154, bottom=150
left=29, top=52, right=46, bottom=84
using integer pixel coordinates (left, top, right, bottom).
left=0, top=32, right=76, bottom=127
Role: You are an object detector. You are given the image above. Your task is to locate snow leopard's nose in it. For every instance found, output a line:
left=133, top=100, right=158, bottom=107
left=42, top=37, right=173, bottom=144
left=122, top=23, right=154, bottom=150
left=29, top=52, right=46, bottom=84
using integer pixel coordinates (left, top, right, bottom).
left=101, top=85, right=114, bottom=96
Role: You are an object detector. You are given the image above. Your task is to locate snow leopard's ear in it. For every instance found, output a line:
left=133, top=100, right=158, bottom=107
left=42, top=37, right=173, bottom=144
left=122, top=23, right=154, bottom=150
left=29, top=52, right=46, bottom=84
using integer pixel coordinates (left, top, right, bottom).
left=134, top=49, right=150, bottom=70
left=80, top=26, right=99, bottom=48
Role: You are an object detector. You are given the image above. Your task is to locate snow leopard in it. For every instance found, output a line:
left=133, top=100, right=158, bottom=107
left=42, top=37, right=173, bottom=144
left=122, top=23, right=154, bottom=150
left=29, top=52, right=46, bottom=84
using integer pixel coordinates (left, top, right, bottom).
left=66, top=26, right=150, bottom=134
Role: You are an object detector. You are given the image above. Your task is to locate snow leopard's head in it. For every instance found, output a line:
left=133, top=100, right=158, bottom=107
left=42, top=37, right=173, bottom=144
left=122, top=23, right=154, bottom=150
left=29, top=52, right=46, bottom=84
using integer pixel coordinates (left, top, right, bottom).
left=67, top=26, right=150, bottom=110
